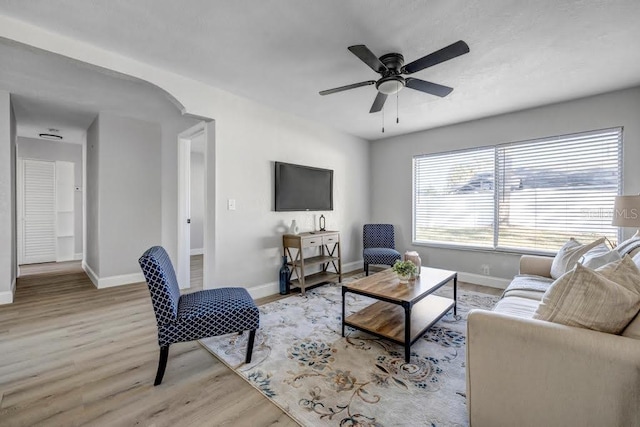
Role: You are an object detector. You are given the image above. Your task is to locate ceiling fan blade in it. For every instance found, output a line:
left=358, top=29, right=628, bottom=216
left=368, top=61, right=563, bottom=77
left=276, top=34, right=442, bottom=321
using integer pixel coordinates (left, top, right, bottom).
left=402, top=40, right=470, bottom=74
left=405, top=78, right=453, bottom=97
left=319, top=80, right=376, bottom=96
left=369, top=92, right=388, bottom=113
left=348, top=45, right=388, bottom=74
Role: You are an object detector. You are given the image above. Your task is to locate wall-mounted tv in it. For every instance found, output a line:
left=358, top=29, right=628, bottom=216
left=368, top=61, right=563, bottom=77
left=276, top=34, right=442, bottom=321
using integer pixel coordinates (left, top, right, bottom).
left=275, top=162, right=333, bottom=211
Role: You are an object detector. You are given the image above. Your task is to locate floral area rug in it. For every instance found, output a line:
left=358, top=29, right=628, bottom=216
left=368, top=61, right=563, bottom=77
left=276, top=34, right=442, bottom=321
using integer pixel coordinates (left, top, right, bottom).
left=200, top=276, right=499, bottom=427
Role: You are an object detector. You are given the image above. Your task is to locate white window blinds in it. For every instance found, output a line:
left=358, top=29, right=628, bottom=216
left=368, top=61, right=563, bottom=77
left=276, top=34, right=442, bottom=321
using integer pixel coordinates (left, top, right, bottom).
left=496, top=128, right=622, bottom=251
left=413, top=127, right=622, bottom=252
left=414, top=147, right=495, bottom=247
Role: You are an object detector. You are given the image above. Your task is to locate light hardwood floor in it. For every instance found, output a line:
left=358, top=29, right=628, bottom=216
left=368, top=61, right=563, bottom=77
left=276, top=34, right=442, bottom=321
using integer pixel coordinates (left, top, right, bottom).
left=1, top=260, right=297, bottom=426
left=0, top=260, right=500, bottom=426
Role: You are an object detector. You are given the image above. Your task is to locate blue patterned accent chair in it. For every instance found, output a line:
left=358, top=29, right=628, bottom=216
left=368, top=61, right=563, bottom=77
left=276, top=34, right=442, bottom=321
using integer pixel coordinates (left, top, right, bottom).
left=363, top=224, right=401, bottom=276
left=139, top=246, right=260, bottom=385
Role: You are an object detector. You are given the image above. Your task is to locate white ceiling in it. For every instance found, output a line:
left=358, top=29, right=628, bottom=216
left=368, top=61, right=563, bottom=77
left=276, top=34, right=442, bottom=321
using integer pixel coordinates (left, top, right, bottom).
left=0, top=38, right=192, bottom=143
left=1, top=0, right=640, bottom=140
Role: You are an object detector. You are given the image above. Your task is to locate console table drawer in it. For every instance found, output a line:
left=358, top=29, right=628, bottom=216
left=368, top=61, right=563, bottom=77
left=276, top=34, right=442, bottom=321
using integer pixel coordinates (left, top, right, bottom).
left=323, top=234, right=339, bottom=245
left=301, top=236, right=323, bottom=248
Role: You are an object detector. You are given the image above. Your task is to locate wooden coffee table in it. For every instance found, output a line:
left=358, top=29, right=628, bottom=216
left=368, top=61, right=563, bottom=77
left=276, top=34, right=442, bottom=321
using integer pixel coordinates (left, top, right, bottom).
left=341, top=266, right=457, bottom=362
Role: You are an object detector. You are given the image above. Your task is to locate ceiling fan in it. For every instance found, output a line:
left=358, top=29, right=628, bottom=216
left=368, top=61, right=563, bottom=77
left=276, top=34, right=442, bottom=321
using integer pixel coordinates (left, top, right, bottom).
left=319, top=40, right=470, bottom=113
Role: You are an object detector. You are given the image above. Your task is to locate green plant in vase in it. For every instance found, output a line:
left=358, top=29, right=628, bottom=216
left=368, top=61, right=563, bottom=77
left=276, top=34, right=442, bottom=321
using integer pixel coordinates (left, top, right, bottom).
left=392, top=260, right=418, bottom=283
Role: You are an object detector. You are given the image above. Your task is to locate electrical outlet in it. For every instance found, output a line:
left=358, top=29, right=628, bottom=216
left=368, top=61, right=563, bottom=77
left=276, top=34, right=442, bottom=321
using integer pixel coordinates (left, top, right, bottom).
left=481, top=264, right=490, bottom=275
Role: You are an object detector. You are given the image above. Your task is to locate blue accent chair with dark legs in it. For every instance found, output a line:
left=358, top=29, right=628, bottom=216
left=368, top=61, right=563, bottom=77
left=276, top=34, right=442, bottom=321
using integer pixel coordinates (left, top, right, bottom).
left=138, top=246, right=259, bottom=385
left=363, top=224, right=402, bottom=276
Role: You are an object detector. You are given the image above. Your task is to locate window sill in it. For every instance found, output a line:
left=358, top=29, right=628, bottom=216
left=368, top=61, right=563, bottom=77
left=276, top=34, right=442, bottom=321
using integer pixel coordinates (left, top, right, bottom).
left=411, top=240, right=555, bottom=257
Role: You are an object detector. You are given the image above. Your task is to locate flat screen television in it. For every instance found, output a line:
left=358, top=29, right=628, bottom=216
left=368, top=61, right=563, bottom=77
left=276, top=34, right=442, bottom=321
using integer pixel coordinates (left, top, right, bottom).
left=275, top=162, right=333, bottom=211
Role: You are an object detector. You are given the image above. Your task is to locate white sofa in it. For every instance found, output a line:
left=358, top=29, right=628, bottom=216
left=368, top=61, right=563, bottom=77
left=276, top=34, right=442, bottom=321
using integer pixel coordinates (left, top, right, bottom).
left=466, top=254, right=640, bottom=427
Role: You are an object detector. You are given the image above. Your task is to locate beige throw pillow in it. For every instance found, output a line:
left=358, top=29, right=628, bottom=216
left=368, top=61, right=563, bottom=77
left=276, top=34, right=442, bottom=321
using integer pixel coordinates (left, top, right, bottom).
left=580, top=243, right=621, bottom=269
left=534, top=256, right=640, bottom=334
left=550, top=237, right=605, bottom=279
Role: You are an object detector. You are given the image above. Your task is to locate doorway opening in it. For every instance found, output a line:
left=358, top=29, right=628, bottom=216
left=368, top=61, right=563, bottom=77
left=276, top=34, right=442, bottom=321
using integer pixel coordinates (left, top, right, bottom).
left=16, top=141, right=83, bottom=273
left=177, top=122, right=208, bottom=289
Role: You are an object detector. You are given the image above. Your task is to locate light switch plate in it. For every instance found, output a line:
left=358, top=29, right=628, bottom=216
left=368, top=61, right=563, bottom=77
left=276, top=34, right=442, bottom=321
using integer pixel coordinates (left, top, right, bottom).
left=228, top=199, right=236, bottom=210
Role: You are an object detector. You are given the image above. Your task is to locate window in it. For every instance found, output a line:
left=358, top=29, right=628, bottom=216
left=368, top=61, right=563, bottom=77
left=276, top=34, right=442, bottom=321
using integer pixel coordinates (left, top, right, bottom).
left=413, top=128, right=622, bottom=252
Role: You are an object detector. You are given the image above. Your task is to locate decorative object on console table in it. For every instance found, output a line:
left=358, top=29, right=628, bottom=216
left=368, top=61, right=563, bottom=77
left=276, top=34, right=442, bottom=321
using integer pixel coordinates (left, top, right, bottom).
left=282, top=230, right=342, bottom=295
left=319, top=214, right=326, bottom=231
left=289, top=219, right=299, bottom=235
left=404, top=251, right=422, bottom=277
left=278, top=255, right=290, bottom=295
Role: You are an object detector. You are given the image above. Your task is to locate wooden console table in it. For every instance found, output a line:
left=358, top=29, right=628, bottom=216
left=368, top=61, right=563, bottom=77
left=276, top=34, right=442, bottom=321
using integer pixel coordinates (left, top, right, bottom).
left=283, top=230, right=342, bottom=295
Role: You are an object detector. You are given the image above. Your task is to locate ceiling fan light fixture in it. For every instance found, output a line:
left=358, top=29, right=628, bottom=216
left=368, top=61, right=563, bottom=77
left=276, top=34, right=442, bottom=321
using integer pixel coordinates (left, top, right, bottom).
left=377, top=77, right=404, bottom=95
left=320, top=40, right=469, bottom=114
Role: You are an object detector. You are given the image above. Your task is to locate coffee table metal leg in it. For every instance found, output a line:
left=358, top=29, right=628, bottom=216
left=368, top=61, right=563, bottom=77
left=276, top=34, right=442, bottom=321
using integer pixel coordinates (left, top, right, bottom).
left=453, top=274, right=458, bottom=316
left=404, top=304, right=411, bottom=362
left=341, top=287, right=346, bottom=337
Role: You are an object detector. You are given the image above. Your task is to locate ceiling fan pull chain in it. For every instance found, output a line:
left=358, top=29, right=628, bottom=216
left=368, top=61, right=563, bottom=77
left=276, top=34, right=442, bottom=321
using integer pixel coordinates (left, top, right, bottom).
left=396, top=84, right=399, bottom=124
left=382, top=105, right=385, bottom=133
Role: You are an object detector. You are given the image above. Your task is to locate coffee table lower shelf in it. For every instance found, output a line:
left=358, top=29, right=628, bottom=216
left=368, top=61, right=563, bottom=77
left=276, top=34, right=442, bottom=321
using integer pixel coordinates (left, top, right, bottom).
left=344, top=294, right=454, bottom=361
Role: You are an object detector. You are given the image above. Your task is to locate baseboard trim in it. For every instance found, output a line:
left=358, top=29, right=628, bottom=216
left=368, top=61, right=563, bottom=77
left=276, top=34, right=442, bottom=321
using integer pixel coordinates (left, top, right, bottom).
left=246, top=261, right=364, bottom=300
left=458, top=272, right=510, bottom=290
left=0, top=279, right=16, bottom=305
left=97, top=272, right=145, bottom=289
left=82, top=262, right=144, bottom=289
left=247, top=281, right=280, bottom=300
left=190, top=248, right=204, bottom=256
left=82, top=261, right=99, bottom=287
left=342, top=260, right=363, bottom=273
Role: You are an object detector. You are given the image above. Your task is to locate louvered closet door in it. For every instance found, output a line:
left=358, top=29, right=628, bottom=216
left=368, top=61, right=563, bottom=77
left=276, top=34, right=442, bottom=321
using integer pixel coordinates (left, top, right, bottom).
left=22, top=159, right=56, bottom=264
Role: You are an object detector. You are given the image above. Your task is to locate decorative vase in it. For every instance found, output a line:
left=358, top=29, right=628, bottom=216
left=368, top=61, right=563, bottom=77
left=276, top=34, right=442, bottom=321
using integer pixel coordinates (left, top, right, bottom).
left=279, top=256, right=290, bottom=295
left=398, top=272, right=411, bottom=284
left=404, top=251, right=422, bottom=277
left=289, top=219, right=299, bottom=235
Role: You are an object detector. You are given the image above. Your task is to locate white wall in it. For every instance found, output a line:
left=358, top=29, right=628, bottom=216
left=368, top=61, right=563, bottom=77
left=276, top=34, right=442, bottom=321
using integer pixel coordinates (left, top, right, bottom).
left=10, top=95, right=16, bottom=293
left=158, top=107, right=370, bottom=297
left=0, top=21, right=369, bottom=296
left=100, top=113, right=162, bottom=278
left=190, top=151, right=204, bottom=252
left=371, top=87, right=640, bottom=284
left=210, top=105, right=369, bottom=296
left=85, top=116, right=100, bottom=275
left=17, top=137, right=84, bottom=257
left=0, top=90, right=17, bottom=304
left=84, top=112, right=162, bottom=286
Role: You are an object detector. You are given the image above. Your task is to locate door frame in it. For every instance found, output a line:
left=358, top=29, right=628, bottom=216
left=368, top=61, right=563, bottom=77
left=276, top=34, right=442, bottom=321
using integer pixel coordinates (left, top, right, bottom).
left=177, top=122, right=208, bottom=289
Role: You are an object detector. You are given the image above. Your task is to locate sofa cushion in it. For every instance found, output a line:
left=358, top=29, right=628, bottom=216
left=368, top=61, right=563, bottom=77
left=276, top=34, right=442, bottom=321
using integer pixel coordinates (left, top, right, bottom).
left=534, top=256, right=640, bottom=334
left=502, top=274, right=554, bottom=301
left=580, top=243, right=621, bottom=269
left=550, top=237, right=605, bottom=279
left=493, top=296, right=540, bottom=319
left=622, top=253, right=640, bottom=339
left=615, top=230, right=640, bottom=258
left=622, top=312, right=640, bottom=339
